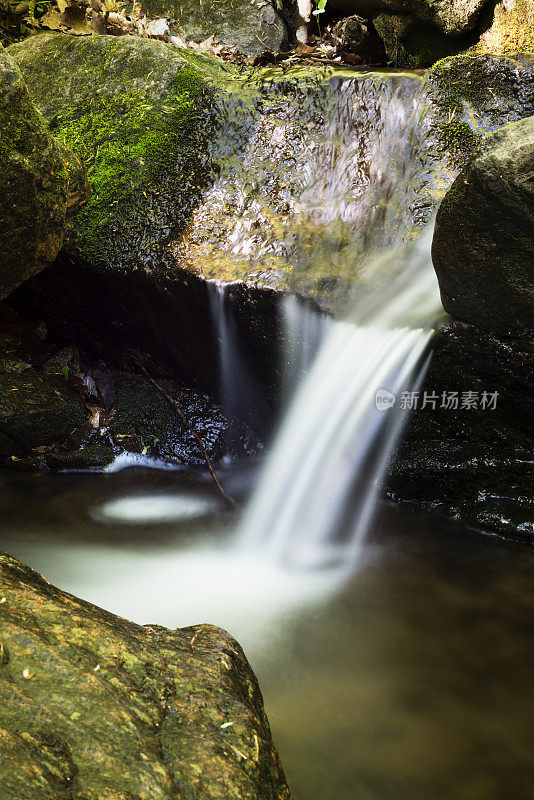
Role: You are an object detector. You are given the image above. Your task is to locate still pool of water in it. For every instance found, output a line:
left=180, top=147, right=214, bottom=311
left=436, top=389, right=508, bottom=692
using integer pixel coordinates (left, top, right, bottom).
left=1, top=466, right=533, bottom=800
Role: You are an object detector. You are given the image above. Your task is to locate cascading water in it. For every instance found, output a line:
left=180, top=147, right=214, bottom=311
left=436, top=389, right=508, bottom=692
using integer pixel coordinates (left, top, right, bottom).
left=207, top=279, right=269, bottom=427
left=210, top=72, right=447, bottom=570
left=239, top=227, right=443, bottom=570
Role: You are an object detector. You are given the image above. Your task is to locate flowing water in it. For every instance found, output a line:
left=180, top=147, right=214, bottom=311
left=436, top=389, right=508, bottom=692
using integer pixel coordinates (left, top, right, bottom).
left=238, top=227, right=442, bottom=569
left=2, top=470, right=534, bottom=800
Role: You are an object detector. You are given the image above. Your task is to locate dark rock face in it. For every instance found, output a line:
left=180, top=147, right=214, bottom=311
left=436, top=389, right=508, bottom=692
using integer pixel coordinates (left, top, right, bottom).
left=336, top=0, right=534, bottom=67
left=0, top=360, right=87, bottom=463
left=432, top=116, right=534, bottom=337
left=327, top=0, right=494, bottom=67
left=332, top=15, right=385, bottom=61
left=0, top=551, right=292, bottom=799
left=0, top=43, right=81, bottom=299
left=388, top=322, right=534, bottom=542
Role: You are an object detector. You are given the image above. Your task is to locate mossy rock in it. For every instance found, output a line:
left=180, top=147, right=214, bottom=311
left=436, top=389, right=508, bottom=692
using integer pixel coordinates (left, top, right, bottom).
left=0, top=551, right=292, bottom=799
left=0, top=360, right=87, bottom=463
left=145, top=0, right=288, bottom=56
left=7, top=32, right=228, bottom=274
left=346, top=0, right=533, bottom=68
left=328, top=0, right=493, bottom=36
left=373, top=13, right=468, bottom=68
left=0, top=42, right=83, bottom=299
left=432, top=115, right=534, bottom=337
left=470, top=0, right=534, bottom=58
left=424, top=53, right=534, bottom=169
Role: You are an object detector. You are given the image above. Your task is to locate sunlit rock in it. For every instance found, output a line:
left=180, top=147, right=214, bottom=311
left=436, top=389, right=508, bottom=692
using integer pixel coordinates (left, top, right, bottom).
left=0, top=551, right=292, bottom=800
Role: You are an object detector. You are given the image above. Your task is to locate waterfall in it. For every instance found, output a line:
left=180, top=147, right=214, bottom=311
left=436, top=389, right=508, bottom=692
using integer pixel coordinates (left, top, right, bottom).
left=238, top=227, right=443, bottom=570
left=200, top=71, right=448, bottom=571
left=207, top=279, right=269, bottom=430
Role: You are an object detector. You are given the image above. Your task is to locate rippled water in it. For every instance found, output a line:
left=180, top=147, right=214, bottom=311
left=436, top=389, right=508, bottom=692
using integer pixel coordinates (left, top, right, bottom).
left=2, top=467, right=533, bottom=800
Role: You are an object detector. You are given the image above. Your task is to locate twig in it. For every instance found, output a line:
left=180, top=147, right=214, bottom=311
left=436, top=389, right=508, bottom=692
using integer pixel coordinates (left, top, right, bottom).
left=133, top=361, right=239, bottom=509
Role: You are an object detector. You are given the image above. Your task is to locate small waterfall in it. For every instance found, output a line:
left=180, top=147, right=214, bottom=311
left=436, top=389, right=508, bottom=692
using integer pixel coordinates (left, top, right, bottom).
left=281, top=294, right=331, bottom=401
left=238, top=227, right=443, bottom=570
left=207, top=280, right=268, bottom=430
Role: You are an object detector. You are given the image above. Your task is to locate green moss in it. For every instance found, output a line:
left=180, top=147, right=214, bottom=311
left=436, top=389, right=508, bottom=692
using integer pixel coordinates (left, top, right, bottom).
left=56, top=69, right=205, bottom=263
left=426, top=54, right=534, bottom=168
left=8, top=34, right=223, bottom=270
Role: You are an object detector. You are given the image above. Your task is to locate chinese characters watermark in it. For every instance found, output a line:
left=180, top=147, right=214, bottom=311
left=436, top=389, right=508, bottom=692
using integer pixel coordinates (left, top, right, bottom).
left=375, top=389, right=499, bottom=411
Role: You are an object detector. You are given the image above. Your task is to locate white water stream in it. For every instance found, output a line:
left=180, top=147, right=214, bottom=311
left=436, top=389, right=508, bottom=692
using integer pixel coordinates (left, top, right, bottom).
left=239, top=227, right=443, bottom=570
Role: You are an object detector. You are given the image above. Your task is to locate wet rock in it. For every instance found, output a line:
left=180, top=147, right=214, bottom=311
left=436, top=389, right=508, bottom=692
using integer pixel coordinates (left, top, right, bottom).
left=109, top=370, right=261, bottom=465
left=432, top=115, right=534, bottom=337
left=332, top=15, right=385, bottom=61
left=425, top=54, right=534, bottom=170
left=0, top=551, right=292, bottom=800
left=0, top=43, right=83, bottom=299
left=8, top=35, right=532, bottom=436
left=0, top=360, right=87, bottom=464
left=388, top=322, right=534, bottom=541
left=146, top=0, right=289, bottom=56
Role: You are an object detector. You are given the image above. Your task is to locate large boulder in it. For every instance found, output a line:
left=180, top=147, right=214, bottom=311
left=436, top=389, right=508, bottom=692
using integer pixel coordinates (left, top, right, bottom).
left=0, top=43, right=83, bottom=299
left=0, top=551, right=292, bottom=799
left=432, top=115, right=534, bottom=337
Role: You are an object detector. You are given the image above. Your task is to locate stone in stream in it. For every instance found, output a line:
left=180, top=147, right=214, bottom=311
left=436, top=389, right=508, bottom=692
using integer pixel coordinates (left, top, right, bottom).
left=144, top=0, right=289, bottom=56
left=0, top=42, right=86, bottom=300
left=432, top=115, right=534, bottom=337
left=332, top=15, right=386, bottom=62
left=0, top=551, right=292, bottom=799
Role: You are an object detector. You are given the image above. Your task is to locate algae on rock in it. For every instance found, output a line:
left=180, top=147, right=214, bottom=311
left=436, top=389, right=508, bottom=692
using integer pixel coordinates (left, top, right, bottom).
left=8, top=33, right=228, bottom=274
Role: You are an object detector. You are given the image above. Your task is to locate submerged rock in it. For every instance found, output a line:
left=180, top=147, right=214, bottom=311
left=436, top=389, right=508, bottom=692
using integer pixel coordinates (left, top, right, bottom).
left=0, top=551, right=292, bottom=799
left=0, top=43, right=83, bottom=299
left=432, top=115, right=534, bottom=336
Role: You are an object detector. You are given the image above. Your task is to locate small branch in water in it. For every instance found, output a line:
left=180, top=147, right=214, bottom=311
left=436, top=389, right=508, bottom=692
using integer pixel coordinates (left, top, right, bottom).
left=133, top=361, right=239, bottom=509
